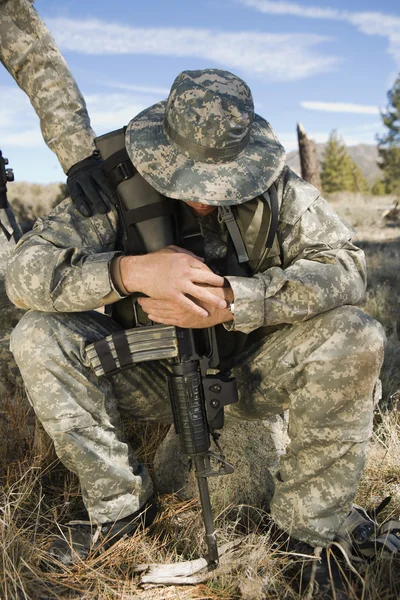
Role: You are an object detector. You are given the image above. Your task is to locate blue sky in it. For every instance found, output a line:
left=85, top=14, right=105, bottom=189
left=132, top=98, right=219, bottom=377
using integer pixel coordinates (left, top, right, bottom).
left=1, top=0, right=399, bottom=183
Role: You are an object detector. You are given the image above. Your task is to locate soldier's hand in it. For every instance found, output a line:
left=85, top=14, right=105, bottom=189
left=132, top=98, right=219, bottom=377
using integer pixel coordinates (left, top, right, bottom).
left=67, top=153, right=114, bottom=217
left=138, top=285, right=234, bottom=327
left=120, top=245, right=227, bottom=317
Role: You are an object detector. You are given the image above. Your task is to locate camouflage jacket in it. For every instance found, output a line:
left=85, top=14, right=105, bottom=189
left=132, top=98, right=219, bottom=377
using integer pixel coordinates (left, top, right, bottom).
left=6, top=166, right=367, bottom=334
left=0, top=0, right=96, bottom=172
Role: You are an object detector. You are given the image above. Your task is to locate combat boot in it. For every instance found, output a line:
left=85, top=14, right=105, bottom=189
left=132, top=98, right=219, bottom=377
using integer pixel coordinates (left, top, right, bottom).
left=45, top=497, right=157, bottom=568
left=285, top=540, right=354, bottom=600
left=270, top=526, right=354, bottom=599
left=335, top=500, right=400, bottom=560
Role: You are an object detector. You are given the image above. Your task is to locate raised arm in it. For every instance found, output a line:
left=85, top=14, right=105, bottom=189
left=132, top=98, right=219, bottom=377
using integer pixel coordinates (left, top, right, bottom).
left=0, top=0, right=114, bottom=216
left=0, top=0, right=96, bottom=172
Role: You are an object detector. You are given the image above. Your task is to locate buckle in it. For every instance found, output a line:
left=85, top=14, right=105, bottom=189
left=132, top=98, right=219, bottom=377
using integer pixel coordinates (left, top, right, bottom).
left=218, top=206, right=235, bottom=223
left=116, top=161, right=134, bottom=182
left=108, top=160, right=135, bottom=188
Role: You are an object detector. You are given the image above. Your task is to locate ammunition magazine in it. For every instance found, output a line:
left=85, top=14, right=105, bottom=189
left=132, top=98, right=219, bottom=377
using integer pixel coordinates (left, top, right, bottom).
left=85, top=324, right=179, bottom=377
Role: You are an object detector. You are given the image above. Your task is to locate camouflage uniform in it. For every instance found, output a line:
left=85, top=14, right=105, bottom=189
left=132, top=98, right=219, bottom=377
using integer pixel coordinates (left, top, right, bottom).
left=0, top=0, right=109, bottom=399
left=0, top=0, right=97, bottom=314
left=7, top=170, right=385, bottom=545
left=6, top=69, right=385, bottom=547
left=0, top=0, right=96, bottom=172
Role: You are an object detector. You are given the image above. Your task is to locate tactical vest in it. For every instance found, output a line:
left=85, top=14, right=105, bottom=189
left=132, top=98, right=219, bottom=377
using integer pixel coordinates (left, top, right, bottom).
left=96, top=129, right=282, bottom=367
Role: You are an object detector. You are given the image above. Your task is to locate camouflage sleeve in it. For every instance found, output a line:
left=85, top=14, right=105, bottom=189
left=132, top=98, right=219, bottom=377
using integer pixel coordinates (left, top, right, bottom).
left=5, top=198, right=125, bottom=312
left=0, top=0, right=96, bottom=172
left=225, top=168, right=367, bottom=333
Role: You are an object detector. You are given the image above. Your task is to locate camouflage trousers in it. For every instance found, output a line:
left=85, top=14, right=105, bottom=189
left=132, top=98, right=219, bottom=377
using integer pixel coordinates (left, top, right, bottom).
left=10, top=305, right=385, bottom=547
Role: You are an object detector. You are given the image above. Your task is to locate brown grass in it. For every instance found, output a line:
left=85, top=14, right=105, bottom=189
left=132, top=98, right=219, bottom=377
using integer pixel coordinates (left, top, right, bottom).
left=7, top=182, right=67, bottom=233
left=1, top=190, right=399, bottom=599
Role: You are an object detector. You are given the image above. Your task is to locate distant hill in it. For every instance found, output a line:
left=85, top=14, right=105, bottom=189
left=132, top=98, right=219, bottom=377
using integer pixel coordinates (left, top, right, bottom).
left=7, top=181, right=65, bottom=212
left=286, top=144, right=381, bottom=184
left=6, top=181, right=67, bottom=232
left=5, top=144, right=381, bottom=210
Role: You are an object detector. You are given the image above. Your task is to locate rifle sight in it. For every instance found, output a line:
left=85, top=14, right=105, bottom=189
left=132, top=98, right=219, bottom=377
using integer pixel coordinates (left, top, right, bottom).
left=0, top=150, right=14, bottom=183
left=0, top=149, right=14, bottom=210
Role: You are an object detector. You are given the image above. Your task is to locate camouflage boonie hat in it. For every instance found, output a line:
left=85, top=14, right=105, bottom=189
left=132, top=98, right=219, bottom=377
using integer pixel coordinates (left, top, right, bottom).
left=125, top=69, right=286, bottom=205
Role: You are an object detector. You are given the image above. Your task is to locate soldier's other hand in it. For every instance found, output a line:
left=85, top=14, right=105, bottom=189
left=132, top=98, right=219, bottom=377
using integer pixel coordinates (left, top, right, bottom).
left=138, top=285, right=233, bottom=328
left=67, top=153, right=114, bottom=217
left=120, top=245, right=227, bottom=317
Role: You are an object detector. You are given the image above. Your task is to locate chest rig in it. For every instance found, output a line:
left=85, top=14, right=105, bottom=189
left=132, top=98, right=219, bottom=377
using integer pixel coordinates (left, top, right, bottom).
left=95, top=128, right=279, bottom=365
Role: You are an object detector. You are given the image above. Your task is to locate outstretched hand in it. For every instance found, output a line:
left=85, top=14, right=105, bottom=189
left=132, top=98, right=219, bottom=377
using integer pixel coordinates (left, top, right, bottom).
left=120, top=245, right=229, bottom=319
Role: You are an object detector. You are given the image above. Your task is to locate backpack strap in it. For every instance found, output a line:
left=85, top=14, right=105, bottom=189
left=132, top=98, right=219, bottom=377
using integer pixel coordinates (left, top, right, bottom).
left=218, top=206, right=249, bottom=263
left=102, top=146, right=136, bottom=190
left=263, top=183, right=279, bottom=249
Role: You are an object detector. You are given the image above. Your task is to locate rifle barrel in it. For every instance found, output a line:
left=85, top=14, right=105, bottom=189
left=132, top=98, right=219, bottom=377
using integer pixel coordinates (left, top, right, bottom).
left=194, top=454, right=219, bottom=568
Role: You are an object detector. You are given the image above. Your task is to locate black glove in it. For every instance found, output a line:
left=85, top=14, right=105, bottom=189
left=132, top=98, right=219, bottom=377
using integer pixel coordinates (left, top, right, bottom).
left=67, top=153, right=115, bottom=217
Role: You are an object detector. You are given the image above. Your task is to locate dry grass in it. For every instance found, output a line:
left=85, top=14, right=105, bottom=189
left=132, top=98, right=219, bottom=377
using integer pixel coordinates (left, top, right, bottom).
left=328, top=192, right=400, bottom=406
left=7, top=182, right=67, bottom=233
left=1, top=418, right=399, bottom=600
left=1, top=190, right=399, bottom=599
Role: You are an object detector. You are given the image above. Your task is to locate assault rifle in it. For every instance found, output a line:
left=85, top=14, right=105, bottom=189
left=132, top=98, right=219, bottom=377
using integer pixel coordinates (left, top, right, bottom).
left=86, top=127, right=239, bottom=568
left=0, top=148, right=14, bottom=209
left=86, top=322, right=238, bottom=567
left=0, top=149, right=21, bottom=244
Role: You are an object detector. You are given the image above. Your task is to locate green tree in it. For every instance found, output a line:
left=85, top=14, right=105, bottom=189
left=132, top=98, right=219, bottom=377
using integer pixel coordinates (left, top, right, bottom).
left=377, top=74, right=400, bottom=194
left=321, top=131, right=368, bottom=194
left=349, top=162, right=370, bottom=194
left=371, top=177, right=387, bottom=196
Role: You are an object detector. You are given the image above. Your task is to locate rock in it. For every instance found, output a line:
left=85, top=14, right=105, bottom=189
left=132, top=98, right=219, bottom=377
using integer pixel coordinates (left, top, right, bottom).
left=153, top=414, right=289, bottom=512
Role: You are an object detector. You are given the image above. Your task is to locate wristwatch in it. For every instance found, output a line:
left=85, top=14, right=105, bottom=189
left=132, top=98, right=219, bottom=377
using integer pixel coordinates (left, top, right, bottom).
left=227, top=301, right=235, bottom=315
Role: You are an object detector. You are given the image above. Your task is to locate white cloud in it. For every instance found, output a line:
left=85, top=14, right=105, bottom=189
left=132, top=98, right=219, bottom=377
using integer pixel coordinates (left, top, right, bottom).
left=239, top=1, right=400, bottom=66
left=241, top=1, right=341, bottom=19
left=0, top=87, right=151, bottom=147
left=0, top=87, right=35, bottom=130
left=278, top=127, right=380, bottom=152
left=278, top=120, right=383, bottom=152
left=301, top=101, right=380, bottom=115
left=100, top=81, right=170, bottom=96
left=346, top=12, right=400, bottom=65
left=84, top=93, right=151, bottom=131
left=1, top=129, right=43, bottom=147
left=0, top=87, right=43, bottom=148
left=45, top=18, right=338, bottom=81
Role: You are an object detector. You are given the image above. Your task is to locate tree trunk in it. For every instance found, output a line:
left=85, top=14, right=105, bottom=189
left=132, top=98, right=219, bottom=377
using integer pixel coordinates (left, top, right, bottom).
left=297, top=122, right=322, bottom=191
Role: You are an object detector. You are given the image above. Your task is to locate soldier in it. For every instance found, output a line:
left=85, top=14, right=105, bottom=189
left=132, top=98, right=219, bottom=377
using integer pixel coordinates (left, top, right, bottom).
left=0, top=0, right=113, bottom=401
left=6, top=69, right=396, bottom=598
left=0, top=0, right=112, bottom=219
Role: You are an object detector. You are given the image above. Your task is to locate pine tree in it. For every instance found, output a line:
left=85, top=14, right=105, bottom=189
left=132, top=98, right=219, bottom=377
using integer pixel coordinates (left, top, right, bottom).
left=348, top=162, right=370, bottom=193
left=377, top=74, right=400, bottom=194
left=371, top=177, right=387, bottom=196
left=321, top=131, right=367, bottom=194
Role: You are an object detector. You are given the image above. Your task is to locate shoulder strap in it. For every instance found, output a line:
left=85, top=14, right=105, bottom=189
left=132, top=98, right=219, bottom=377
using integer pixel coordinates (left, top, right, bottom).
left=218, top=206, right=249, bottom=263
left=263, top=184, right=279, bottom=249
left=102, top=147, right=136, bottom=190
